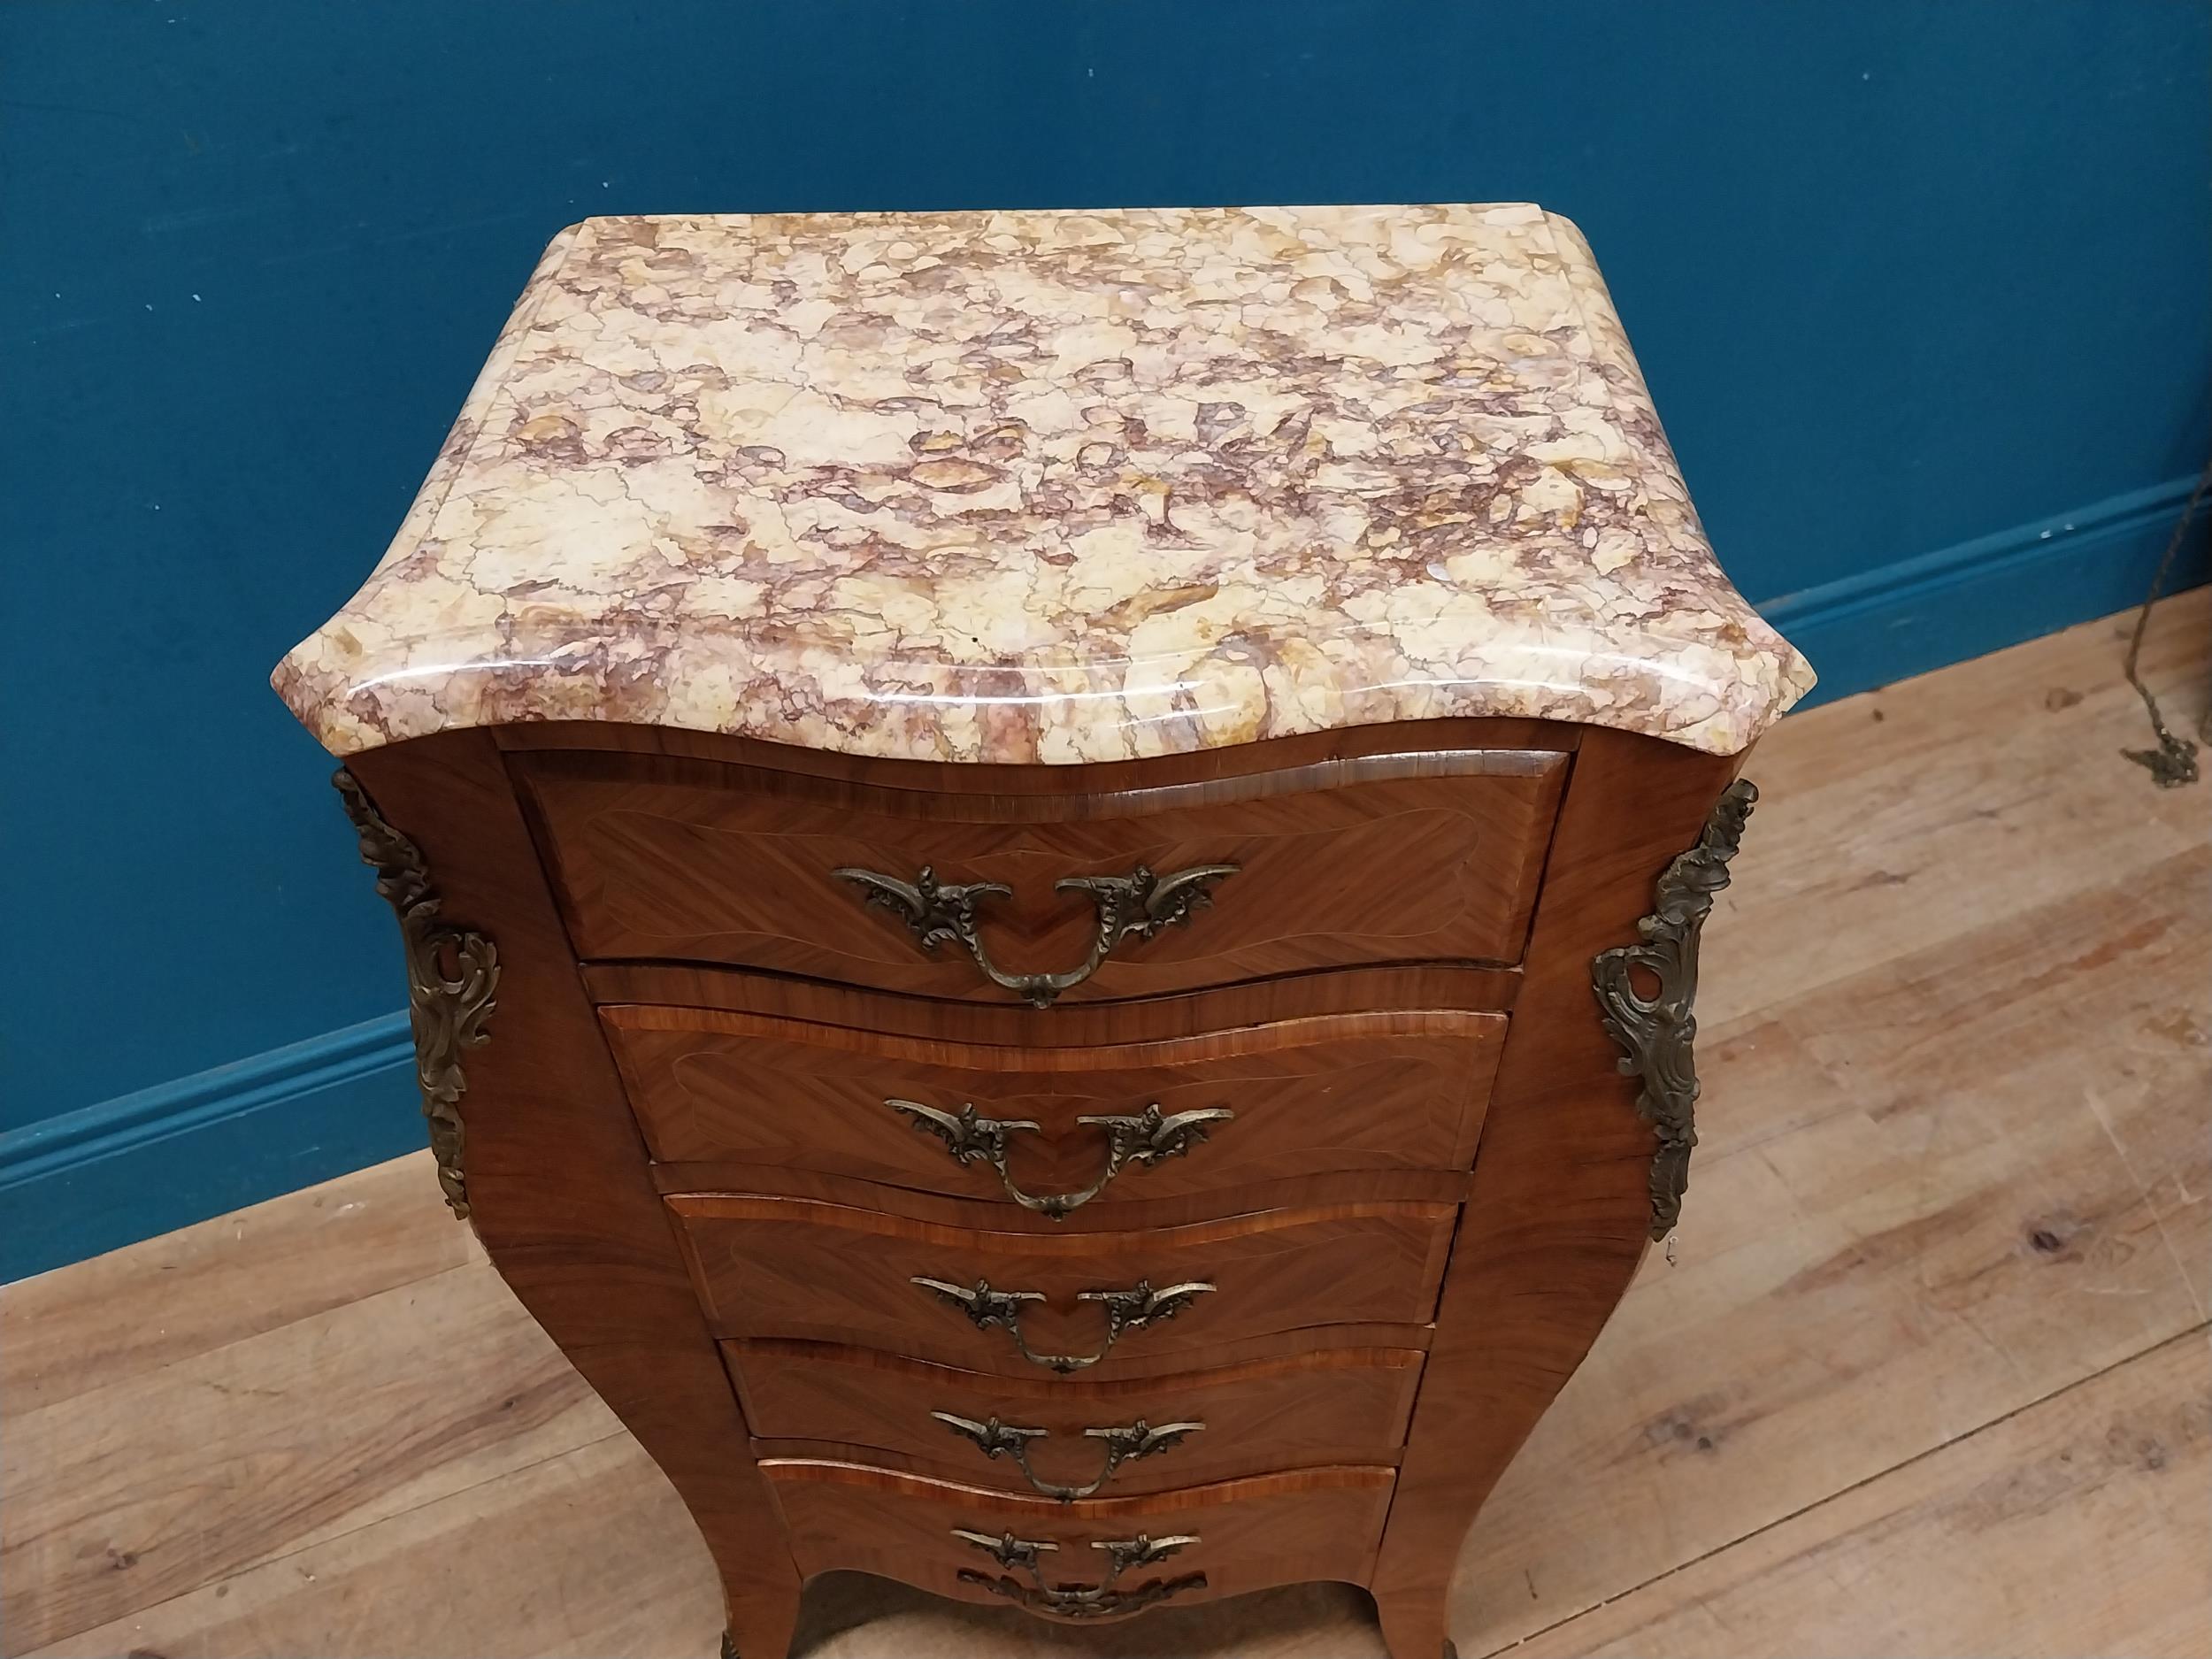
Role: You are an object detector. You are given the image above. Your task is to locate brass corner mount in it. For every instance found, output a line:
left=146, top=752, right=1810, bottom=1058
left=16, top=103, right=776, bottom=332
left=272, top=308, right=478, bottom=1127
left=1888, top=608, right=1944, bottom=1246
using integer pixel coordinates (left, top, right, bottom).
left=1592, top=778, right=1756, bottom=1240
left=334, top=769, right=499, bottom=1219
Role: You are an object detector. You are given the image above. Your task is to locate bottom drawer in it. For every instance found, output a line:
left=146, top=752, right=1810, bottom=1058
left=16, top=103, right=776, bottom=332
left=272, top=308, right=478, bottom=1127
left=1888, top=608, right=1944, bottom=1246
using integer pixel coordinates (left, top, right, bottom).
left=732, top=1340, right=1423, bottom=1498
left=761, top=1459, right=1394, bottom=1619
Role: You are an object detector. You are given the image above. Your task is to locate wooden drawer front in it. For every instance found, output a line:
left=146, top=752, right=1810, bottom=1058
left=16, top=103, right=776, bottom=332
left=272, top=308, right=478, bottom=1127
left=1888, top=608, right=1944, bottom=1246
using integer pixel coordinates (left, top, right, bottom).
left=733, top=1343, right=1423, bottom=1499
left=762, top=1461, right=1394, bottom=1615
left=609, top=1007, right=1505, bottom=1206
left=521, top=748, right=1566, bottom=1002
left=669, top=1195, right=1457, bottom=1380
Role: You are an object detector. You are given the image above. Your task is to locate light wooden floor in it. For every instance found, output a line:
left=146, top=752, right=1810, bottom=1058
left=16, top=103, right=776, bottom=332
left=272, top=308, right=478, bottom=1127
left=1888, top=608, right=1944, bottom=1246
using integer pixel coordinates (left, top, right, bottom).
left=6, top=597, right=2209, bottom=1659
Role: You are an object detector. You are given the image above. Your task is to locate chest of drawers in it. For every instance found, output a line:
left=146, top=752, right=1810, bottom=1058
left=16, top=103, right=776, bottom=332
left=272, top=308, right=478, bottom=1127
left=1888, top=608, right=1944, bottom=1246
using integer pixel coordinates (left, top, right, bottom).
left=278, top=204, right=1810, bottom=1658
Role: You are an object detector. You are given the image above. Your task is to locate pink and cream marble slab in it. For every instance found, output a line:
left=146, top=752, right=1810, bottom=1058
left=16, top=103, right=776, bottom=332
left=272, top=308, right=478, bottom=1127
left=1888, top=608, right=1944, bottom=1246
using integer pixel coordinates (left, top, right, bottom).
left=275, top=204, right=1812, bottom=762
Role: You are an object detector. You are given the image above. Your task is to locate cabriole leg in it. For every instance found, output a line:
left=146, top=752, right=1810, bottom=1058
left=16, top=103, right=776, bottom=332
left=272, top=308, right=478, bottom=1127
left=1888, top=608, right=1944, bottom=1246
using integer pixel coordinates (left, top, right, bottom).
left=1374, top=1583, right=1454, bottom=1659
left=721, top=1576, right=800, bottom=1659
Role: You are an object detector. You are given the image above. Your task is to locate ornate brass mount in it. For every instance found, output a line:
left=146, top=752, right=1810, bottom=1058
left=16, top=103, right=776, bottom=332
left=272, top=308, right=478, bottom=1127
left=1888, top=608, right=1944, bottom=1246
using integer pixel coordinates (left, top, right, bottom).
left=1592, top=779, right=1756, bottom=1240
left=951, top=1528, right=1206, bottom=1620
left=833, top=862, right=1238, bottom=1008
left=334, top=770, right=498, bottom=1220
left=887, top=1099, right=1234, bottom=1218
left=911, top=1275, right=1214, bottom=1373
left=932, top=1411, right=1204, bottom=1501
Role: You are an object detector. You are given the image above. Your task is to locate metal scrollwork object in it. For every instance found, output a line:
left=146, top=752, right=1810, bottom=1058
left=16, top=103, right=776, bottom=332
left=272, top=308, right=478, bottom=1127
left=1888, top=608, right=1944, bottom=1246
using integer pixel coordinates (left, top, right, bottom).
left=911, top=1275, right=1214, bottom=1372
left=932, top=1410, right=1203, bottom=1501
left=887, top=1098, right=1233, bottom=1218
left=833, top=862, right=1237, bottom=1008
left=1591, top=778, right=1756, bottom=1240
left=334, top=769, right=499, bottom=1220
left=951, top=1527, right=1205, bottom=1619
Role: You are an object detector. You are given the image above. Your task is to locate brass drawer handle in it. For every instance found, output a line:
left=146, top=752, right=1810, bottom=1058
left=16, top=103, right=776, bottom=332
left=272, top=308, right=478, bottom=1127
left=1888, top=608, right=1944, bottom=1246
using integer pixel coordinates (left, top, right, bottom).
left=951, top=1528, right=1205, bottom=1619
left=833, top=862, right=1238, bottom=1008
left=932, top=1411, right=1204, bottom=1501
left=887, top=1099, right=1234, bottom=1218
left=910, top=1275, right=1214, bottom=1373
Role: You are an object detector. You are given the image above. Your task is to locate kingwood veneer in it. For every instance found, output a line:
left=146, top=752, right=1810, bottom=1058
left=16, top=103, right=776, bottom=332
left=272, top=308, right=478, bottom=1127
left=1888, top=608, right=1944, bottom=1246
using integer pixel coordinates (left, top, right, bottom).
left=733, top=1344, right=1425, bottom=1499
left=275, top=204, right=1812, bottom=1657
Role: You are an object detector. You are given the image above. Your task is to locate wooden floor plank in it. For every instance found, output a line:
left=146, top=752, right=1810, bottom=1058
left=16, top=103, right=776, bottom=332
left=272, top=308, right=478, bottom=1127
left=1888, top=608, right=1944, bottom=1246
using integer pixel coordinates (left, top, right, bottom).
left=1491, top=1333, right=2212, bottom=1659
left=1700, top=593, right=2208, bottom=1031
left=21, top=1437, right=722, bottom=1659
left=1, top=1262, right=617, bottom=1654
left=1, top=1156, right=470, bottom=1416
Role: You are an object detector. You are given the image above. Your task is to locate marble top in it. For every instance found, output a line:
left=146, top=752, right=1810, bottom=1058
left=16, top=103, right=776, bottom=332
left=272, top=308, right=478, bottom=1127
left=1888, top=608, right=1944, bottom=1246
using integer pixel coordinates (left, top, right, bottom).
left=275, top=204, right=1811, bottom=762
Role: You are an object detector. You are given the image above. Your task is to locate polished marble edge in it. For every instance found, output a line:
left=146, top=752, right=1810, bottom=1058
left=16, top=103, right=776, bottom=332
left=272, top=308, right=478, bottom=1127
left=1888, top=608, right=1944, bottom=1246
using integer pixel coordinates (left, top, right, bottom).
left=275, top=205, right=1813, bottom=762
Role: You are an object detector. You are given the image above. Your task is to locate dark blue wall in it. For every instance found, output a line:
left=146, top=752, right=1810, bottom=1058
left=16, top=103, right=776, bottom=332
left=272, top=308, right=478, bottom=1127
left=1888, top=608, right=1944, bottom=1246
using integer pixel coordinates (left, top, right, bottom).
left=4, top=2, right=2208, bottom=1271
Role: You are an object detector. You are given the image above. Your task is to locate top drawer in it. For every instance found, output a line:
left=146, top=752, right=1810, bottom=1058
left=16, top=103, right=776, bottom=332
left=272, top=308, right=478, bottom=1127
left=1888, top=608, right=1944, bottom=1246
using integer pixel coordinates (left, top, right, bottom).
left=518, top=746, right=1567, bottom=1004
